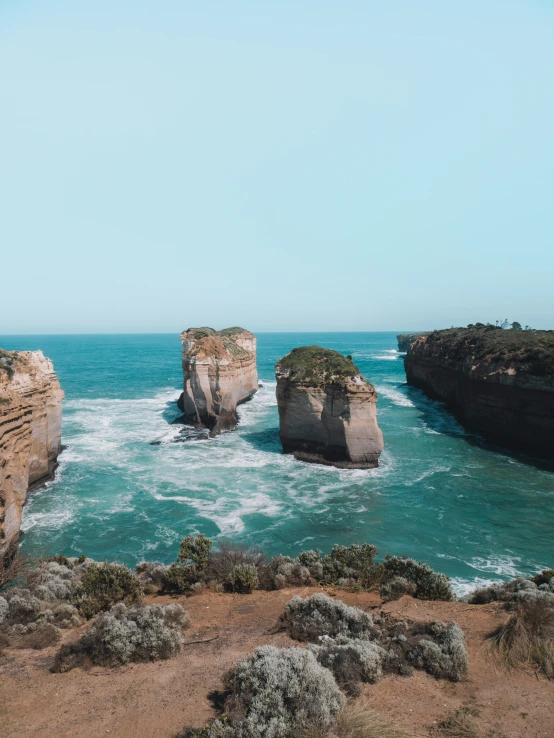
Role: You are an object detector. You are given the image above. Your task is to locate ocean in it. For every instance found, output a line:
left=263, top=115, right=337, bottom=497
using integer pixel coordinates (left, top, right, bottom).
left=2, top=332, right=553, bottom=596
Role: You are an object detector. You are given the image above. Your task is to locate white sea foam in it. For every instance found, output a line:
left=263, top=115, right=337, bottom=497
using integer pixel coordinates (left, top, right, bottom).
left=375, top=385, right=415, bottom=408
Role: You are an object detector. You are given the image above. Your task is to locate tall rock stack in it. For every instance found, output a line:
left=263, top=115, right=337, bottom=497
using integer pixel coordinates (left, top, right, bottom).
left=178, top=327, right=258, bottom=435
left=0, top=350, right=64, bottom=556
left=275, top=346, right=384, bottom=468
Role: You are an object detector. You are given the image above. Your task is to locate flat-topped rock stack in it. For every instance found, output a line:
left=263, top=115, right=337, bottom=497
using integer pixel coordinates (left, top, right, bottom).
left=275, top=346, right=384, bottom=468
left=0, top=349, right=64, bottom=556
left=178, top=327, right=258, bottom=436
left=405, top=325, right=554, bottom=458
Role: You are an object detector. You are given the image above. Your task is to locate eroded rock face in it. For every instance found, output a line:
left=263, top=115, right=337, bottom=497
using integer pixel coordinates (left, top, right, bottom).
left=178, top=327, right=257, bottom=435
left=405, top=326, right=554, bottom=458
left=0, top=350, right=64, bottom=556
left=397, top=333, right=430, bottom=353
left=275, top=346, right=384, bottom=468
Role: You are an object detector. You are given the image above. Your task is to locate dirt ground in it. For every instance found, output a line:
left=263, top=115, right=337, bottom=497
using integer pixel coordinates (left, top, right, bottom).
left=0, top=587, right=551, bottom=738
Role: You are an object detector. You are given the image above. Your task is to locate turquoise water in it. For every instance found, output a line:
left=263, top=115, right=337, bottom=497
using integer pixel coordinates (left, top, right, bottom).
left=2, top=333, right=553, bottom=595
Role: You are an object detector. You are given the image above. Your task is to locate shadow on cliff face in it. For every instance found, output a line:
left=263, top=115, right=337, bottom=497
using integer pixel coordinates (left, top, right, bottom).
left=405, top=385, right=554, bottom=473
left=241, top=428, right=282, bottom=454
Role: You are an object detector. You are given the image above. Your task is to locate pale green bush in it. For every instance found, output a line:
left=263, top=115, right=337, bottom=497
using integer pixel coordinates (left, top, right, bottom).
left=309, top=636, right=386, bottom=695
left=53, top=602, right=190, bottom=671
left=210, top=645, right=345, bottom=737
left=381, top=556, right=455, bottom=602
left=406, top=622, right=468, bottom=681
left=380, top=576, right=417, bottom=602
left=227, top=564, right=258, bottom=594
left=283, top=594, right=375, bottom=642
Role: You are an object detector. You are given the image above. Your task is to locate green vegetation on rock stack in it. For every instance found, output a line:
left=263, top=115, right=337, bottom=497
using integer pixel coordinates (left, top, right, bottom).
left=276, top=345, right=362, bottom=387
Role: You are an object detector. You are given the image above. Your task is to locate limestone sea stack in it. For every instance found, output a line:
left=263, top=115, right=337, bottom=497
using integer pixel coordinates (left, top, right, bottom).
left=0, top=350, right=64, bottom=556
left=405, top=325, right=554, bottom=458
left=275, top=346, right=384, bottom=468
left=178, top=327, right=258, bottom=435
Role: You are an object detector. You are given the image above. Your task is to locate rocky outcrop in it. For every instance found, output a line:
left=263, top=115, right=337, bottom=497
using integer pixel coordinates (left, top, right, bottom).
left=397, top=332, right=429, bottom=353
left=178, top=327, right=258, bottom=435
left=275, top=346, right=384, bottom=468
left=0, top=350, right=64, bottom=556
left=405, top=326, right=554, bottom=458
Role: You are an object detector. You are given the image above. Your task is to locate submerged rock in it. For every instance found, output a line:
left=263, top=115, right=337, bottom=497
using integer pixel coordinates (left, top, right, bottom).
left=0, top=350, right=64, bottom=556
left=275, top=346, right=384, bottom=468
left=178, top=327, right=257, bottom=436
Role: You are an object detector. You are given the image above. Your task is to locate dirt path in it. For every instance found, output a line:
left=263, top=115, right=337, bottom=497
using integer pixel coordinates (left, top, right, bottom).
left=0, top=588, right=551, bottom=737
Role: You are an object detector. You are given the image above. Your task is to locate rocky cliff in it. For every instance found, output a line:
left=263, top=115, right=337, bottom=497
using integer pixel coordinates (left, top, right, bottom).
left=0, top=350, right=64, bottom=556
left=275, top=346, right=384, bottom=468
left=178, top=327, right=258, bottom=435
left=397, top=332, right=429, bottom=353
left=405, top=326, right=554, bottom=458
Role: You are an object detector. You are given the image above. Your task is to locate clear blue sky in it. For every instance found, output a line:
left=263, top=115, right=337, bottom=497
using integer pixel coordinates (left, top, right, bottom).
left=1, top=0, right=553, bottom=333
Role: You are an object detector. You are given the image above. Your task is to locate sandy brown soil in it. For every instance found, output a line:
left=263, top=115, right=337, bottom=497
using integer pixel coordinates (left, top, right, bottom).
left=0, top=587, right=551, bottom=738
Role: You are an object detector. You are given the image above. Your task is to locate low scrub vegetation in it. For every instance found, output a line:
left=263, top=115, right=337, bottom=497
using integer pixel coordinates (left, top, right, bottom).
left=53, top=602, right=190, bottom=672
left=72, top=562, right=143, bottom=618
left=155, top=535, right=453, bottom=602
left=465, top=572, right=554, bottom=607
left=283, top=594, right=468, bottom=688
left=195, top=646, right=346, bottom=737
left=380, top=556, right=455, bottom=602
left=488, top=599, right=554, bottom=678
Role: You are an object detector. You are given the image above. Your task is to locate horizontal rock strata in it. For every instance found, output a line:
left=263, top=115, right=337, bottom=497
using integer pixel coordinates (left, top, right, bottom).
left=0, top=350, right=64, bottom=556
left=405, top=326, right=554, bottom=458
left=178, top=327, right=257, bottom=436
left=275, top=346, right=384, bottom=468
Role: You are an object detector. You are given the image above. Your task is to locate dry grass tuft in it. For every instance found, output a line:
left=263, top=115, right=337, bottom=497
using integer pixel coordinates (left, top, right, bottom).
left=436, top=707, right=480, bottom=738
left=488, top=599, right=554, bottom=678
left=331, top=700, right=409, bottom=738
left=0, top=551, right=34, bottom=590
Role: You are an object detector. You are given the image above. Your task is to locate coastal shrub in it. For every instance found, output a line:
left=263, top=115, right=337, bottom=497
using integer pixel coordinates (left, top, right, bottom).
left=465, top=577, right=554, bottom=606
left=135, top=561, right=168, bottom=591
left=162, top=534, right=213, bottom=593
left=207, top=540, right=265, bottom=583
left=0, top=596, right=8, bottom=623
left=406, top=622, right=468, bottom=681
left=381, top=556, right=455, bottom=602
left=6, top=590, right=43, bottom=624
left=72, top=562, right=142, bottom=618
left=53, top=602, right=190, bottom=672
left=262, top=556, right=312, bottom=590
left=282, top=594, right=376, bottom=642
left=322, top=544, right=378, bottom=585
left=29, top=561, right=74, bottom=601
left=227, top=564, right=258, bottom=594
left=309, top=637, right=386, bottom=696
left=178, top=534, right=212, bottom=571
left=6, top=622, right=61, bottom=650
left=532, top=569, right=554, bottom=588
left=332, top=700, right=409, bottom=738
left=380, top=576, right=417, bottom=602
left=488, top=599, right=554, bottom=678
left=212, top=645, right=345, bottom=737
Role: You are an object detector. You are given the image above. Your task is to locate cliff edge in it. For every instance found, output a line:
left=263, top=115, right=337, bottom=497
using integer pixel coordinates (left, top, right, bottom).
left=0, top=350, right=64, bottom=556
left=405, top=325, right=554, bottom=458
left=275, top=346, right=384, bottom=468
left=397, top=332, right=429, bottom=353
left=178, top=327, right=257, bottom=435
